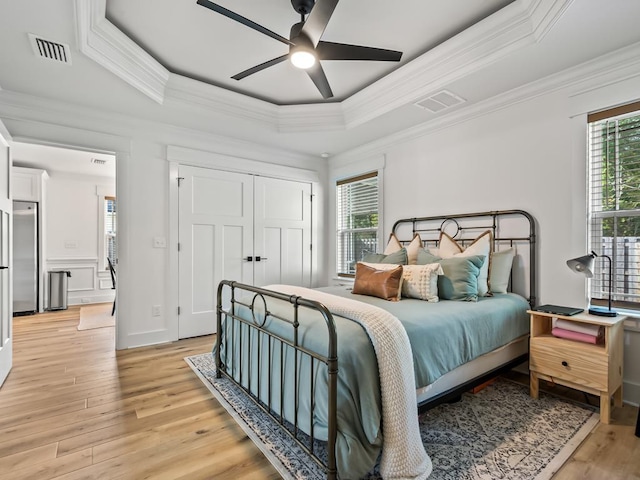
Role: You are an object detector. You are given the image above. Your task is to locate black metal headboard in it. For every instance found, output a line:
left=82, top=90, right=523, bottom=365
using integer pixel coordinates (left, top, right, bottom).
left=391, top=209, right=537, bottom=307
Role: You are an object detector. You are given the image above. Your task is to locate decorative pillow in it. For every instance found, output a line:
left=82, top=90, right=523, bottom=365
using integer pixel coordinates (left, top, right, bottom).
left=437, top=230, right=493, bottom=296
left=436, top=255, right=486, bottom=301
left=416, top=250, right=485, bottom=301
left=383, top=233, right=423, bottom=265
left=383, top=233, right=403, bottom=255
left=401, top=264, right=443, bottom=302
left=489, top=247, right=515, bottom=294
left=362, top=247, right=408, bottom=265
left=352, top=262, right=403, bottom=301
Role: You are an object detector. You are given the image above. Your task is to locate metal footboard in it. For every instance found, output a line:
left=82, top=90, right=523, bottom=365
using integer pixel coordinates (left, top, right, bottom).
left=216, top=280, right=338, bottom=479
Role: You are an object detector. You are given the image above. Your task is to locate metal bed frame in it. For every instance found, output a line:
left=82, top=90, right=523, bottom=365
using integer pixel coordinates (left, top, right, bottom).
left=215, top=209, right=537, bottom=479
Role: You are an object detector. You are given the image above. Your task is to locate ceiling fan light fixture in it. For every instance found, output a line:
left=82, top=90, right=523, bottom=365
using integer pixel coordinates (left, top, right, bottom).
left=290, top=48, right=316, bottom=69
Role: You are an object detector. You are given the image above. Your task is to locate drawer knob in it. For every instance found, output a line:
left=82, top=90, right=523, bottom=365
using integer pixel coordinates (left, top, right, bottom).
left=561, top=360, right=569, bottom=367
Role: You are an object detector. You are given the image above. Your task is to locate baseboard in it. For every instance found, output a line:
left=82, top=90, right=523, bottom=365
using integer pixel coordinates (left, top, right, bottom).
left=68, top=293, right=115, bottom=306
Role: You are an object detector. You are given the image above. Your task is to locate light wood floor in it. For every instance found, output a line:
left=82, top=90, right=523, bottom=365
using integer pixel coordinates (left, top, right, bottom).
left=0, top=308, right=638, bottom=480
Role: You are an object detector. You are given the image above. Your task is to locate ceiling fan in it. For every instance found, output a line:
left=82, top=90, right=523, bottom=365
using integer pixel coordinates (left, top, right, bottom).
left=196, top=0, right=403, bottom=99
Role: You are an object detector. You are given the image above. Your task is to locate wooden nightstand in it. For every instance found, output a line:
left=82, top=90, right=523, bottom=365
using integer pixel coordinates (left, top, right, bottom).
left=528, top=310, right=625, bottom=424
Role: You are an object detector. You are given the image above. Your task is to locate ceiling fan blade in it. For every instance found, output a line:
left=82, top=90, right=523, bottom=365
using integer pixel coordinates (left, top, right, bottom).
left=300, top=0, right=339, bottom=47
left=306, top=63, right=334, bottom=99
left=197, top=0, right=294, bottom=46
left=231, top=54, right=289, bottom=81
left=316, top=41, right=403, bottom=62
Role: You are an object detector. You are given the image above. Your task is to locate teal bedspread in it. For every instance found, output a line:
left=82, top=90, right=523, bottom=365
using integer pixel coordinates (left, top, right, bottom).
left=216, top=286, right=530, bottom=479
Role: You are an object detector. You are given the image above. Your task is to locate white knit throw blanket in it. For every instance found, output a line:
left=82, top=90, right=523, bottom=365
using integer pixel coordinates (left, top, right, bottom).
left=266, top=285, right=432, bottom=480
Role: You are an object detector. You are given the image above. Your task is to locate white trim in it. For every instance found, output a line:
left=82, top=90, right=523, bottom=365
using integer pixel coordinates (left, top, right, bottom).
left=331, top=42, right=640, bottom=166
left=74, top=0, right=169, bottom=104
left=168, top=161, right=180, bottom=342
left=73, top=0, right=571, bottom=131
left=166, top=145, right=320, bottom=183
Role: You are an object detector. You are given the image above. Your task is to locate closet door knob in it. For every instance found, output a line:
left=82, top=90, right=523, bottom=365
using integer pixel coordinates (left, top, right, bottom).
left=245, top=256, right=253, bottom=262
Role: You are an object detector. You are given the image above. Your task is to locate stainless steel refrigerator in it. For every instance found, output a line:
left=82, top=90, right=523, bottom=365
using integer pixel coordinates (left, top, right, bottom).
left=13, top=201, right=38, bottom=315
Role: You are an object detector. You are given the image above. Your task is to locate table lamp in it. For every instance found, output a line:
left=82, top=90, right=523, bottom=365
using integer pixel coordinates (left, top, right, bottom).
left=566, top=251, right=617, bottom=317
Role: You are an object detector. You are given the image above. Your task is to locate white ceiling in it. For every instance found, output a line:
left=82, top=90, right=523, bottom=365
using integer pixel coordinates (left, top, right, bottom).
left=0, top=0, right=640, bottom=159
left=105, top=0, right=513, bottom=104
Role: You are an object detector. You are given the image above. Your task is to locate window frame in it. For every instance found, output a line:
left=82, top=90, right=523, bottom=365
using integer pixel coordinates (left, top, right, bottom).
left=587, top=101, right=640, bottom=311
left=98, top=193, right=116, bottom=271
left=335, top=171, right=381, bottom=277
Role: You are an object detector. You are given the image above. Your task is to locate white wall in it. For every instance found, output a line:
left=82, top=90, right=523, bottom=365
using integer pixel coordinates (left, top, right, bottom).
left=328, top=73, right=640, bottom=405
left=45, top=171, right=115, bottom=306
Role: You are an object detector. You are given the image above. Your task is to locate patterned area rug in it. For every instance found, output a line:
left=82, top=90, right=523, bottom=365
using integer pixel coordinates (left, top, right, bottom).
left=186, top=353, right=598, bottom=480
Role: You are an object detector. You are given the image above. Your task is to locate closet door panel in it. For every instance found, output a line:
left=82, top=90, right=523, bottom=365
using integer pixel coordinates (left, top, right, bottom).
left=178, top=166, right=253, bottom=338
left=254, top=177, right=311, bottom=288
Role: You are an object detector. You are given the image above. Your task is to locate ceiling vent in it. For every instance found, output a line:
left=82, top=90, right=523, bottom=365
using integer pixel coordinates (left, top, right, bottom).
left=28, top=33, right=72, bottom=65
left=415, top=90, right=465, bottom=113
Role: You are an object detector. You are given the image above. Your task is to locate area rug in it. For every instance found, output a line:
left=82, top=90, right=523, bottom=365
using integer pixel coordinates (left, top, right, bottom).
left=77, top=302, right=115, bottom=330
left=186, top=353, right=599, bottom=480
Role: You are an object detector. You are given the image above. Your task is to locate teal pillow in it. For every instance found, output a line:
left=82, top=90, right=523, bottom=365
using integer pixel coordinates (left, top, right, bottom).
left=362, top=247, right=408, bottom=265
left=417, top=249, right=485, bottom=301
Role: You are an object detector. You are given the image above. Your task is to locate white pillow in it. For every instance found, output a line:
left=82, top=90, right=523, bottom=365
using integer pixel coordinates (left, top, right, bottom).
left=401, top=264, right=443, bottom=301
left=489, top=247, right=515, bottom=294
left=363, top=262, right=442, bottom=302
left=383, top=233, right=403, bottom=255
left=383, top=233, right=423, bottom=265
left=437, top=230, right=493, bottom=296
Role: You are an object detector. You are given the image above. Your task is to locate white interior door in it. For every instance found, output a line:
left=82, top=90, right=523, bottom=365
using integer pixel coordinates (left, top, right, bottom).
left=178, top=166, right=253, bottom=339
left=253, top=176, right=312, bottom=287
left=0, top=133, right=12, bottom=387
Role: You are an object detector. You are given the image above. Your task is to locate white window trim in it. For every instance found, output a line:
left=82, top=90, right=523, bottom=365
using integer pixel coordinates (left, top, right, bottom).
left=97, top=185, right=115, bottom=272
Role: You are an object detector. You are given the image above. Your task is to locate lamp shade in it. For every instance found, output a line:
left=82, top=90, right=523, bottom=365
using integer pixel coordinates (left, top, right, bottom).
left=566, top=253, right=596, bottom=278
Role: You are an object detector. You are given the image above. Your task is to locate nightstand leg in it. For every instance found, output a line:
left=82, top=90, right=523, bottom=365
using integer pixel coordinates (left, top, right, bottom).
left=530, top=372, right=539, bottom=399
left=600, top=392, right=611, bottom=424
left=613, top=385, right=623, bottom=408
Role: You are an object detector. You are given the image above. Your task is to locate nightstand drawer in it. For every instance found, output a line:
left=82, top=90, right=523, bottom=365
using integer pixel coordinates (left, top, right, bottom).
left=530, top=339, right=608, bottom=391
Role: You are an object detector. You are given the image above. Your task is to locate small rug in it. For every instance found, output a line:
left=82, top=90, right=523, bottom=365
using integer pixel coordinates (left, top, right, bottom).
left=186, top=353, right=599, bottom=480
left=77, top=303, right=115, bottom=330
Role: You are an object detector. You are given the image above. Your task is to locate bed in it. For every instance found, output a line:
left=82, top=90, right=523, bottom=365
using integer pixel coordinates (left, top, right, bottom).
left=214, top=209, right=537, bottom=479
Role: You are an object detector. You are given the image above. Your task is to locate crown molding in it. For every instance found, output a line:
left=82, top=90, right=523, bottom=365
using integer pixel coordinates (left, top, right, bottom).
left=330, top=41, right=640, bottom=168
left=74, top=0, right=169, bottom=104
left=340, top=0, right=574, bottom=129
left=73, top=0, right=571, bottom=133
left=0, top=90, right=321, bottom=168
left=165, top=74, right=277, bottom=126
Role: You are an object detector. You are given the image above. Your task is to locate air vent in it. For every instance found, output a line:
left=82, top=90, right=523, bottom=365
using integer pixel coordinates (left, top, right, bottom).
left=28, top=33, right=72, bottom=65
left=91, top=158, right=108, bottom=165
left=415, top=90, right=465, bottom=113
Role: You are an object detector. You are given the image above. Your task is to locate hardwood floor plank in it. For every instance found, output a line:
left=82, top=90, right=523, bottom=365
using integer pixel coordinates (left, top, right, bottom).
left=0, top=307, right=637, bottom=480
left=0, top=442, right=58, bottom=471
left=9, top=448, right=93, bottom=480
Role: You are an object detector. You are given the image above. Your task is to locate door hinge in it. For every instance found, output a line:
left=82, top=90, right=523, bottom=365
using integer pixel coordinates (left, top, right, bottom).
left=177, top=306, right=181, bottom=315
left=178, top=242, right=181, bottom=252
left=310, top=243, right=313, bottom=251
left=177, top=177, right=184, bottom=187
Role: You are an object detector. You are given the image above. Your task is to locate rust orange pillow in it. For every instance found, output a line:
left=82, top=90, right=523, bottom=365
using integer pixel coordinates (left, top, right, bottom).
left=352, top=262, right=403, bottom=301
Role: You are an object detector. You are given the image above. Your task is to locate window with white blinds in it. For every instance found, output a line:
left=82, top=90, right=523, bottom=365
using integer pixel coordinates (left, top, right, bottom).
left=588, top=101, right=640, bottom=310
left=336, top=172, right=379, bottom=276
left=105, top=196, right=116, bottom=268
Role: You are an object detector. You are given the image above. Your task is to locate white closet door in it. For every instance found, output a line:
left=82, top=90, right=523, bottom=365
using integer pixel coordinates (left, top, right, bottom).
left=0, top=134, right=12, bottom=387
left=253, top=176, right=312, bottom=288
left=178, top=166, right=253, bottom=339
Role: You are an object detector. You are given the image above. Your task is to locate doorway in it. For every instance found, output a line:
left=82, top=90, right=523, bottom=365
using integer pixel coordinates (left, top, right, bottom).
left=10, top=142, right=117, bottom=323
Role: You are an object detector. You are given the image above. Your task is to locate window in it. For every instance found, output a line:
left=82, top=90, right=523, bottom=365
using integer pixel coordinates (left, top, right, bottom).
left=104, top=196, right=116, bottom=268
left=336, top=172, right=379, bottom=276
left=588, top=101, right=640, bottom=310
